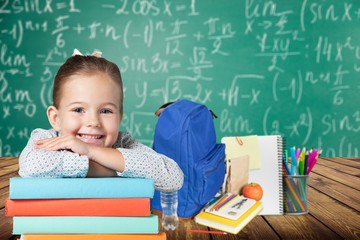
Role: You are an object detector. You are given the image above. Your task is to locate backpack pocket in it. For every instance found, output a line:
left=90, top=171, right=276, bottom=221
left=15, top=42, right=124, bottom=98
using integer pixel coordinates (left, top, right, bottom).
left=193, top=143, right=226, bottom=205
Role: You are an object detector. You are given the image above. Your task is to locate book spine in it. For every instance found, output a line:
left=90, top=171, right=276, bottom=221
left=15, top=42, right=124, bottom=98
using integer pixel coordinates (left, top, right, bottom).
left=13, top=215, right=159, bottom=234
left=22, top=233, right=167, bottom=240
left=6, top=198, right=150, bottom=216
left=9, top=177, right=154, bottom=199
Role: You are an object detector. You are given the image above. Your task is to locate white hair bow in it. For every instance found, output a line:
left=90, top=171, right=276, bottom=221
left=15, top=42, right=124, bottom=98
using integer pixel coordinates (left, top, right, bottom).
left=72, top=48, right=102, bottom=57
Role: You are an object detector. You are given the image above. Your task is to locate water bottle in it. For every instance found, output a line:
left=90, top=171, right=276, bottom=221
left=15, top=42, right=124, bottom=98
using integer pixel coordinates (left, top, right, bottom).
left=160, top=191, right=179, bottom=231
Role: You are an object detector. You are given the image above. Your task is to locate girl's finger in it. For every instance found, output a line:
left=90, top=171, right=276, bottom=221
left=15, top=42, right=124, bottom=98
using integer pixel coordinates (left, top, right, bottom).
left=35, top=137, right=65, bottom=150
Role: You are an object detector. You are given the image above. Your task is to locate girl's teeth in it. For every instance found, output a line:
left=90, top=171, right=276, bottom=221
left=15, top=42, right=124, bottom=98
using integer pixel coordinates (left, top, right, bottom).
left=81, top=134, right=100, bottom=139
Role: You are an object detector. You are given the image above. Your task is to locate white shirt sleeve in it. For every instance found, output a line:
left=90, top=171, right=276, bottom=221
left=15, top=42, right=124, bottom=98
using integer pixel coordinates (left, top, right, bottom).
left=18, top=128, right=89, bottom=178
left=114, top=132, right=184, bottom=192
left=18, top=129, right=183, bottom=192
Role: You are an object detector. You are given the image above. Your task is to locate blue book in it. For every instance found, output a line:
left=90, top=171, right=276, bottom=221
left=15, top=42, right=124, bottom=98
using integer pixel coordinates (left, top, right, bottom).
left=9, top=177, right=154, bottom=199
left=13, top=215, right=158, bottom=234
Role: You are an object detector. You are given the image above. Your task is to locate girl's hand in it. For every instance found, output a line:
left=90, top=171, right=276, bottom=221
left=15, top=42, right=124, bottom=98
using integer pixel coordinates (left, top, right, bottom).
left=35, top=134, right=125, bottom=173
left=35, top=134, right=91, bottom=157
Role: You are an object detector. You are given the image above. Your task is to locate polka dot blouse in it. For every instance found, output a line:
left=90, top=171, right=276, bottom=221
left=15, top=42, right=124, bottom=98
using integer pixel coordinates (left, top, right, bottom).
left=19, top=128, right=184, bottom=192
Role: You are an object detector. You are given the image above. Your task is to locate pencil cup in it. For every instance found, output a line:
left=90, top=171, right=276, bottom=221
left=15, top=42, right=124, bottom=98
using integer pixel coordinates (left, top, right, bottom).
left=283, top=175, right=309, bottom=215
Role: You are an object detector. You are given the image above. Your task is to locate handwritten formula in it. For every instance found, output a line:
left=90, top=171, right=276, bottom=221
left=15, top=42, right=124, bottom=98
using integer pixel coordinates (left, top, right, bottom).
left=1, top=0, right=359, bottom=157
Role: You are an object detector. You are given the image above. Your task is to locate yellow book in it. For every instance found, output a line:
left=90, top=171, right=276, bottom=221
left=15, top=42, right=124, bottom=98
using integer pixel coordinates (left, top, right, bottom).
left=194, top=201, right=262, bottom=234
left=20, top=233, right=166, bottom=240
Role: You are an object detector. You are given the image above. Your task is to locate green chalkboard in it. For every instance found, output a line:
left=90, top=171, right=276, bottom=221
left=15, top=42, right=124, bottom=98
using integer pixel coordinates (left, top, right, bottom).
left=1, top=0, right=359, bottom=157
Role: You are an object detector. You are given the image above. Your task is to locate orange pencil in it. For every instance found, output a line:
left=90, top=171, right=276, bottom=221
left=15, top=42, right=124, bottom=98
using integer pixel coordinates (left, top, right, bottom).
left=187, top=229, right=227, bottom=235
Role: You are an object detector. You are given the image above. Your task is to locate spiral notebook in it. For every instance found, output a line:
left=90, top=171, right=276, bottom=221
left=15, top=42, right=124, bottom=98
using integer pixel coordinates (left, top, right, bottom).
left=222, top=135, right=285, bottom=215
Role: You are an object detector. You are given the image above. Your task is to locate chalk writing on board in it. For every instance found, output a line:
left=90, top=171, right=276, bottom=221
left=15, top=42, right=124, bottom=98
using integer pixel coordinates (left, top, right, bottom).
left=1, top=0, right=359, bottom=157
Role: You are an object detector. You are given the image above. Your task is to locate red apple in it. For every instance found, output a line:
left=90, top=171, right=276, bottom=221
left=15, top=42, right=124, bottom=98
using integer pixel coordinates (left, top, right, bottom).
left=242, top=183, right=263, bottom=201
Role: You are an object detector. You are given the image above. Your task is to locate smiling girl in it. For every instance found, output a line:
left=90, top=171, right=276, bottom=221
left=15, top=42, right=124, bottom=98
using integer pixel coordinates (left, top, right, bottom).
left=19, top=49, right=183, bottom=192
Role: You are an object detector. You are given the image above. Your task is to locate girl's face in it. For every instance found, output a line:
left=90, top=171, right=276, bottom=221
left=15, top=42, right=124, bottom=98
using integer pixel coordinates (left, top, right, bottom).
left=47, top=72, right=122, bottom=147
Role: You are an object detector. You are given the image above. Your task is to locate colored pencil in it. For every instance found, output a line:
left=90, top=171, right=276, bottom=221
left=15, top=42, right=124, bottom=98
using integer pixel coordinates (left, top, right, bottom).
left=187, top=229, right=227, bottom=235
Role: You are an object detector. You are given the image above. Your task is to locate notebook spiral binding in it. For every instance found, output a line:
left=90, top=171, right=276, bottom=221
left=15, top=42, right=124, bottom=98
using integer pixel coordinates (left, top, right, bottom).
left=277, top=136, right=286, bottom=214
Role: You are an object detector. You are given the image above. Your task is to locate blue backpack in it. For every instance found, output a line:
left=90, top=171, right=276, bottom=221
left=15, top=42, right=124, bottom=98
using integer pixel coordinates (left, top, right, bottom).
left=151, top=99, right=225, bottom=218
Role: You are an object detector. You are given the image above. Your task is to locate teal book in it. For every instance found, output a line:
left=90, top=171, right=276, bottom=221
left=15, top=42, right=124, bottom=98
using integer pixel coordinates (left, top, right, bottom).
left=13, top=215, right=158, bottom=234
left=9, top=177, right=154, bottom=199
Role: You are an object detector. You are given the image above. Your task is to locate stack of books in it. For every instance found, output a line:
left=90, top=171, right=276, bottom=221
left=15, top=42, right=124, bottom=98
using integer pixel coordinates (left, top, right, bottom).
left=6, top=177, right=166, bottom=239
left=194, top=193, right=263, bottom=234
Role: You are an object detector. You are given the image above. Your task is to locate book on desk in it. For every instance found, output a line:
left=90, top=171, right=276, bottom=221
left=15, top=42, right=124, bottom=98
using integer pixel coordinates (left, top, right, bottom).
left=9, top=177, right=155, bottom=199
left=19, top=233, right=166, bottom=240
left=6, top=177, right=164, bottom=238
left=194, top=193, right=263, bottom=234
left=6, top=198, right=151, bottom=216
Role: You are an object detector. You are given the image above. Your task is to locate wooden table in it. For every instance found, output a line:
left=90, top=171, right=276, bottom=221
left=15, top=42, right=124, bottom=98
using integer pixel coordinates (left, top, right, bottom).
left=1, top=157, right=359, bottom=239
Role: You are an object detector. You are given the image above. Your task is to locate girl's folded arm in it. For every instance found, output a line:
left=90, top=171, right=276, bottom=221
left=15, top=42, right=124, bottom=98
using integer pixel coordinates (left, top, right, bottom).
left=19, top=128, right=89, bottom=178
left=115, top=132, right=184, bottom=192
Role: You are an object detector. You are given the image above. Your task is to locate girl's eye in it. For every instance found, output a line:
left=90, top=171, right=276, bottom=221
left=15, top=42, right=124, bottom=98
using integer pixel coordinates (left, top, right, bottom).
left=101, top=109, right=113, bottom=114
left=72, top=108, right=84, bottom=113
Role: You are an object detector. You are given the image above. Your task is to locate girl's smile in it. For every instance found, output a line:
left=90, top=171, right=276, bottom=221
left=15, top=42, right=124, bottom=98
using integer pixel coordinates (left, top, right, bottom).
left=77, top=133, right=104, bottom=145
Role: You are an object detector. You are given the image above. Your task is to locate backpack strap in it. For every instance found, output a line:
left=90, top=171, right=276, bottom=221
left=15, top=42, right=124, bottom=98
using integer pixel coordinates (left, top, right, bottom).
left=209, top=110, right=218, bottom=119
left=154, top=101, right=174, bottom=116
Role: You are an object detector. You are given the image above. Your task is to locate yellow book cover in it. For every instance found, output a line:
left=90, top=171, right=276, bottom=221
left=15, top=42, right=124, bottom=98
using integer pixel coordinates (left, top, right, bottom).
left=194, top=201, right=262, bottom=234
left=21, top=233, right=166, bottom=240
